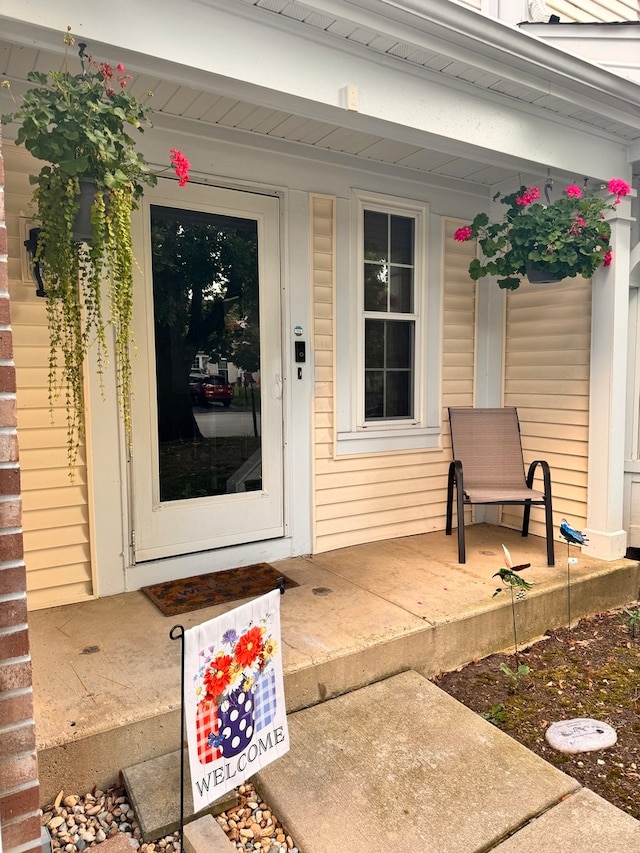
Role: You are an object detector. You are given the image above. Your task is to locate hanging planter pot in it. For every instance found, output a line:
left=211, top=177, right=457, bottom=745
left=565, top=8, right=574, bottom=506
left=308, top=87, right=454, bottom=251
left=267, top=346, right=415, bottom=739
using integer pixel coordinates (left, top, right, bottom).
left=454, top=177, right=631, bottom=291
left=72, top=177, right=100, bottom=243
left=525, top=261, right=563, bottom=285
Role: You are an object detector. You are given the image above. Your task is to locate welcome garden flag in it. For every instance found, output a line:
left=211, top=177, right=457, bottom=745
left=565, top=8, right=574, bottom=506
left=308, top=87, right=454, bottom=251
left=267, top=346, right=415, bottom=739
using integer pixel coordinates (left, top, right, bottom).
left=183, top=589, right=289, bottom=811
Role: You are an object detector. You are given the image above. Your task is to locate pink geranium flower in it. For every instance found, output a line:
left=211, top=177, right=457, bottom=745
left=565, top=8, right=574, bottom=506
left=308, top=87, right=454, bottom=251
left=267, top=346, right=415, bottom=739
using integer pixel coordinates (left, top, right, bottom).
left=608, top=178, right=630, bottom=198
left=515, top=186, right=541, bottom=206
left=453, top=226, right=473, bottom=242
left=170, top=148, right=191, bottom=186
left=565, top=185, right=582, bottom=198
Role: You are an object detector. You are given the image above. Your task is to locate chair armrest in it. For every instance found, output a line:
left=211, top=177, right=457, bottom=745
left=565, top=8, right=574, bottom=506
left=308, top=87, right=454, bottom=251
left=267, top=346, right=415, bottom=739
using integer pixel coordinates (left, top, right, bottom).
left=525, top=459, right=552, bottom=495
left=448, top=460, right=463, bottom=492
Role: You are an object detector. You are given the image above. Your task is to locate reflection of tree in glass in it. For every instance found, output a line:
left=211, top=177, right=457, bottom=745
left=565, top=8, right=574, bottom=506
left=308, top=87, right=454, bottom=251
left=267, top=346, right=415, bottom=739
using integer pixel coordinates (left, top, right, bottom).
left=364, top=252, right=388, bottom=312
left=151, top=206, right=259, bottom=441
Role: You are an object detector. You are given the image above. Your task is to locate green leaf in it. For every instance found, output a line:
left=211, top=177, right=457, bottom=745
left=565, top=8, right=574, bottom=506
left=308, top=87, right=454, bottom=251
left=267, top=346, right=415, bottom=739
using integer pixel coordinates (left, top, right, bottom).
left=498, top=277, right=521, bottom=290
left=469, top=259, right=487, bottom=280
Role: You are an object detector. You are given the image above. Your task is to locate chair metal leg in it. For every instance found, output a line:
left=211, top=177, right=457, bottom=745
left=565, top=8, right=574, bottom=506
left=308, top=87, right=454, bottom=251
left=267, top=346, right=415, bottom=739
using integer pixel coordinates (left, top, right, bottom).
left=544, top=496, right=555, bottom=566
left=446, top=462, right=455, bottom=535
left=446, top=461, right=466, bottom=562
left=457, top=499, right=466, bottom=563
left=522, top=500, right=531, bottom=537
left=455, top=468, right=466, bottom=564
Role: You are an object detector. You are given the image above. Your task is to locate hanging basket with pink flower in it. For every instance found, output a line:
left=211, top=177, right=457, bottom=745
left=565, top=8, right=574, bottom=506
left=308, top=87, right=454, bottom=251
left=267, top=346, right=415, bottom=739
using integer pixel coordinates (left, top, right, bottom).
left=454, top=178, right=631, bottom=291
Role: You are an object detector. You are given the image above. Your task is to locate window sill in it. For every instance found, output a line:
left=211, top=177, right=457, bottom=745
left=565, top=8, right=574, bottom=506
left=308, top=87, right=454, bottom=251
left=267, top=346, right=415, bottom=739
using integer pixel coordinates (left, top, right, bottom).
left=336, top=426, right=440, bottom=455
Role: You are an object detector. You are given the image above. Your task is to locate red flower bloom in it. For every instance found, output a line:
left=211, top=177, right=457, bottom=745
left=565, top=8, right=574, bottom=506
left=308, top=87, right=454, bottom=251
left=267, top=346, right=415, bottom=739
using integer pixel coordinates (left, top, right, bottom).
left=234, top=626, right=264, bottom=668
left=608, top=178, right=630, bottom=199
left=515, top=186, right=540, bottom=206
left=453, top=226, right=473, bottom=242
left=603, top=251, right=613, bottom=267
left=117, top=63, right=126, bottom=73
left=203, top=654, right=234, bottom=698
left=565, top=185, right=582, bottom=198
left=170, top=148, right=190, bottom=186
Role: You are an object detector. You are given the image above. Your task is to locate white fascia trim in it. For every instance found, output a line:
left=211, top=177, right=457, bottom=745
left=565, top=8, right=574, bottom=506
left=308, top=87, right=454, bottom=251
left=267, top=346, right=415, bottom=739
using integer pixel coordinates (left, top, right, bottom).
left=341, top=0, right=640, bottom=114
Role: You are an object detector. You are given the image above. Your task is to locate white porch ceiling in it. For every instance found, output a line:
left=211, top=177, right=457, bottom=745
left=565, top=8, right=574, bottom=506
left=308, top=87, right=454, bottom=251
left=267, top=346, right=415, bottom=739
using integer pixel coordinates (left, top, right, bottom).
left=1, top=0, right=639, bottom=188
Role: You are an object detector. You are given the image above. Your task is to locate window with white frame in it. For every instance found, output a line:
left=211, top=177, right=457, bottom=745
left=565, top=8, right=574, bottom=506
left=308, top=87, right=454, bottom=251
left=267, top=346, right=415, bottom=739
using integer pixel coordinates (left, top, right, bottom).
left=363, top=209, right=416, bottom=421
left=335, top=191, right=442, bottom=455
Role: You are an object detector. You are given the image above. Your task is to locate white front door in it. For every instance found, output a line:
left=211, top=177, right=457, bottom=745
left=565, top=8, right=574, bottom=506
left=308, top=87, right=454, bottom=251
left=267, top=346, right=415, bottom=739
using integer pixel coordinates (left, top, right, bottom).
left=130, top=181, right=283, bottom=562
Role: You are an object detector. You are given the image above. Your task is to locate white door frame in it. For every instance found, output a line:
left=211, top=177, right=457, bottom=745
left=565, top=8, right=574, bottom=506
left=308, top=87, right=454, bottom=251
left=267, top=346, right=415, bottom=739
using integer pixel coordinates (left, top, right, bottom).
left=86, top=177, right=314, bottom=596
left=129, top=182, right=285, bottom=563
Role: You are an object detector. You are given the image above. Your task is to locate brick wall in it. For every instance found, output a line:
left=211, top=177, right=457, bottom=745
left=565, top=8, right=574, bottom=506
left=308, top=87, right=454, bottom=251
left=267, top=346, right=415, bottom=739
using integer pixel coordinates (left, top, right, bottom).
left=0, top=129, right=41, bottom=853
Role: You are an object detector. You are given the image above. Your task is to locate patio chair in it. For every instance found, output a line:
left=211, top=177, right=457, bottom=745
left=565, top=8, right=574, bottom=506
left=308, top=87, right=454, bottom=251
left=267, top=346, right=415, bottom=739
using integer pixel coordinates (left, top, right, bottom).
left=446, top=407, right=555, bottom=566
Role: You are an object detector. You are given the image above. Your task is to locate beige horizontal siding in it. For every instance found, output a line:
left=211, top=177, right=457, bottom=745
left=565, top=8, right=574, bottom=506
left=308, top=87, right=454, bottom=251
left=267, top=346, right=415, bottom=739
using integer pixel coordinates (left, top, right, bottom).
left=4, top=142, right=93, bottom=610
left=457, top=0, right=639, bottom=21
left=547, top=0, right=639, bottom=22
left=311, top=203, right=477, bottom=552
left=502, top=277, right=591, bottom=539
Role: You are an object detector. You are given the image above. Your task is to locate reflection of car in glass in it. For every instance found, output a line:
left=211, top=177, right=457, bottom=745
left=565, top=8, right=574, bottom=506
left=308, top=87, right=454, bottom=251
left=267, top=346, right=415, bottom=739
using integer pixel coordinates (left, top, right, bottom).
left=189, top=374, right=233, bottom=407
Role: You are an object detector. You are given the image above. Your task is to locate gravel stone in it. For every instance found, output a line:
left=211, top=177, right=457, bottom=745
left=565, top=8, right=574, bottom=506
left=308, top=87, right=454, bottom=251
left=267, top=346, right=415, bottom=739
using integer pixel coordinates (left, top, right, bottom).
left=42, top=782, right=299, bottom=853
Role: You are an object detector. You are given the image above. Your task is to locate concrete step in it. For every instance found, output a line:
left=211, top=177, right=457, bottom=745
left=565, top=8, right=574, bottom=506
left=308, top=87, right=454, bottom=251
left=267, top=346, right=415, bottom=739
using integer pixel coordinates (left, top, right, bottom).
left=126, top=672, right=640, bottom=852
left=122, top=751, right=236, bottom=842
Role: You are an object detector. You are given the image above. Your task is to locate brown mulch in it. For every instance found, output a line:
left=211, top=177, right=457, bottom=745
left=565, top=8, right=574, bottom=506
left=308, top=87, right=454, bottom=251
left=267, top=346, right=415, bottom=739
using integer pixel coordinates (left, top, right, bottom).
left=432, top=605, right=640, bottom=820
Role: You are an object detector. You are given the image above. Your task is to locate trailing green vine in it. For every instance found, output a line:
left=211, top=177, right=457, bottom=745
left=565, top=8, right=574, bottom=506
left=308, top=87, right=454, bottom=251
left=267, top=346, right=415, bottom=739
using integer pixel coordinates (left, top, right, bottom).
left=106, top=188, right=135, bottom=445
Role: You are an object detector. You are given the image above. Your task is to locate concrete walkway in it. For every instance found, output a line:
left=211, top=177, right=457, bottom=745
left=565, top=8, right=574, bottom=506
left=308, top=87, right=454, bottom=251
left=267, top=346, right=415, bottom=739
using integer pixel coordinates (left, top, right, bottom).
left=254, top=671, right=640, bottom=852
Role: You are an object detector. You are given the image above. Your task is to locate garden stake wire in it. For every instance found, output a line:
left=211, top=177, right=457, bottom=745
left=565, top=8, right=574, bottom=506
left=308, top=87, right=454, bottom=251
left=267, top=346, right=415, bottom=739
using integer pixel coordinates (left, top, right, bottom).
left=492, top=545, right=533, bottom=667
left=559, top=519, right=590, bottom=630
left=169, top=624, right=186, bottom=844
left=509, top=586, right=520, bottom=667
left=566, top=539, right=571, bottom=630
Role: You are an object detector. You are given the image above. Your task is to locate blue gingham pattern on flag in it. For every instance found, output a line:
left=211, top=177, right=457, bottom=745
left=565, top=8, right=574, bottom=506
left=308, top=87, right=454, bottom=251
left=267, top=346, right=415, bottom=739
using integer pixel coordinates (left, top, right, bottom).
left=254, top=668, right=277, bottom=731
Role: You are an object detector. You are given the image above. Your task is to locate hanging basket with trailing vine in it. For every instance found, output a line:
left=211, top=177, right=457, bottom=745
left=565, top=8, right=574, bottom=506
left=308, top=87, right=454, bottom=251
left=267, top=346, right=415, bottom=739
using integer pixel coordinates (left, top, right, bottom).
left=1, top=28, right=190, bottom=471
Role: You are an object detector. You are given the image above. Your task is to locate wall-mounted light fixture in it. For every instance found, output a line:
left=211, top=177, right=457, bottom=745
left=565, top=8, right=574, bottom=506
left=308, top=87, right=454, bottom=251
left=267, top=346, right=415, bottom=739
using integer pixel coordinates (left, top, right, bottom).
left=23, top=227, right=46, bottom=298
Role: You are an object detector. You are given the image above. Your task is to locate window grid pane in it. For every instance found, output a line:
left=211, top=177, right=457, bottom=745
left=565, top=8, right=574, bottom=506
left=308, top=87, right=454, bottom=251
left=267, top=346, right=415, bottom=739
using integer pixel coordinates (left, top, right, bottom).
left=363, top=212, right=415, bottom=315
left=364, top=319, right=414, bottom=420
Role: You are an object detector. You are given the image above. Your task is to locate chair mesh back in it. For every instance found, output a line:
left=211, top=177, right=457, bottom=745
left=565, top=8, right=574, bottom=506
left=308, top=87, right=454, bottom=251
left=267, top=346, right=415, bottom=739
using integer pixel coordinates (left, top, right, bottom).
left=448, top=408, right=528, bottom=491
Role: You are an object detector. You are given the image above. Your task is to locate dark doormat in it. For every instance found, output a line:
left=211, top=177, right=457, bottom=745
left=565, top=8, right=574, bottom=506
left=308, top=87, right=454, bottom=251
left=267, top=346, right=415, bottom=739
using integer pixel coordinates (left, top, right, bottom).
left=141, top=563, right=299, bottom=616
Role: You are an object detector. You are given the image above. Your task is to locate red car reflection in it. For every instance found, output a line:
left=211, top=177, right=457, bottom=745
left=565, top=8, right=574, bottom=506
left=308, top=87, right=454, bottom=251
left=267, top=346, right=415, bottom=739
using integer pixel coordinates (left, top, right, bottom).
left=189, top=374, right=233, bottom=407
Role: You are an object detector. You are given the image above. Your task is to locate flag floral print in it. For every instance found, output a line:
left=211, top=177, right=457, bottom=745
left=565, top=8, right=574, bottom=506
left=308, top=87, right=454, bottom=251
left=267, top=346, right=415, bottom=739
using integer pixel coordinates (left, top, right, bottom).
left=184, top=589, right=289, bottom=810
left=194, top=618, right=278, bottom=761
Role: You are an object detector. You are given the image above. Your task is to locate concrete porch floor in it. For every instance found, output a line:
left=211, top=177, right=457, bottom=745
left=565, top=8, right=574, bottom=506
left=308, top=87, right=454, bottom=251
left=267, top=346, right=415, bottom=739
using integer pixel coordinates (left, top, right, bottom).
left=29, top=523, right=640, bottom=806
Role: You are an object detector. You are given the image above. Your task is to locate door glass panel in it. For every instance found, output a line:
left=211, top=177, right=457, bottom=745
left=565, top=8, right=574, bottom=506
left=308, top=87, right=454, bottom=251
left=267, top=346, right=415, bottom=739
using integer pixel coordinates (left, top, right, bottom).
left=150, top=205, right=262, bottom=502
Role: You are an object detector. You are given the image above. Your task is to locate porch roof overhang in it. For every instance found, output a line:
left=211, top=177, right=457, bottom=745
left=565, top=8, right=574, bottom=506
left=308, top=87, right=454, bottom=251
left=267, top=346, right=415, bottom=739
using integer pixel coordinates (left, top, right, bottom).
left=1, top=0, right=639, bottom=194
left=518, top=21, right=640, bottom=85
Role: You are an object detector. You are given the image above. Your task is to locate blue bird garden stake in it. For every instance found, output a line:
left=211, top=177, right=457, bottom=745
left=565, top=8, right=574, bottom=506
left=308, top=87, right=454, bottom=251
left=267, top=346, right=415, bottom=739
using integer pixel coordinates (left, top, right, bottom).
left=559, top=519, right=589, bottom=629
